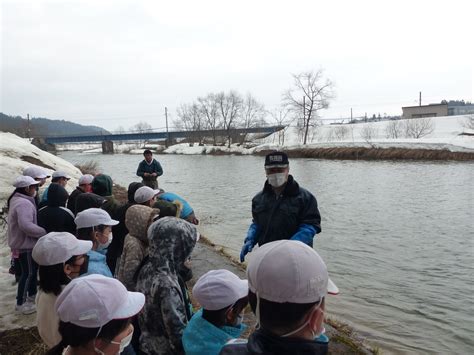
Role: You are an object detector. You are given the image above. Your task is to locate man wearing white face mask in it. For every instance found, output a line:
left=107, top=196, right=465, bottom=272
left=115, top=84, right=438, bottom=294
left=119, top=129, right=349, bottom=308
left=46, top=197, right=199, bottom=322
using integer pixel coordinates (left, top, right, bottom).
left=220, top=240, right=339, bottom=355
left=75, top=208, right=119, bottom=278
left=240, top=151, right=321, bottom=262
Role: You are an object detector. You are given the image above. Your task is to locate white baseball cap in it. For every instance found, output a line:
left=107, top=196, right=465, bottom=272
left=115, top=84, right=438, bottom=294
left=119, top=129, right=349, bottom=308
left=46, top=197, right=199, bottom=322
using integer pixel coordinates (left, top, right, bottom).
left=13, top=175, right=40, bottom=188
left=134, top=186, right=159, bottom=204
left=55, top=274, right=145, bottom=328
left=75, top=208, right=119, bottom=229
left=79, top=174, right=94, bottom=185
left=193, top=270, right=248, bottom=310
left=247, top=240, right=339, bottom=304
left=23, top=166, right=49, bottom=179
left=32, top=232, right=93, bottom=266
left=52, top=171, right=71, bottom=179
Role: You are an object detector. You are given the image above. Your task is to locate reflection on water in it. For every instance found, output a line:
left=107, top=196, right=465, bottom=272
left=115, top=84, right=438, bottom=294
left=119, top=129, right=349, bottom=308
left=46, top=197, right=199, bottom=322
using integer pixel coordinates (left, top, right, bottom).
left=60, top=152, right=474, bottom=354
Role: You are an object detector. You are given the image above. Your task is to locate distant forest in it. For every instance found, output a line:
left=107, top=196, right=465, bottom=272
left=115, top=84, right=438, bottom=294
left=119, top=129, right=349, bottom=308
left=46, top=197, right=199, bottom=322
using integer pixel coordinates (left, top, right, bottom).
left=0, top=113, right=109, bottom=137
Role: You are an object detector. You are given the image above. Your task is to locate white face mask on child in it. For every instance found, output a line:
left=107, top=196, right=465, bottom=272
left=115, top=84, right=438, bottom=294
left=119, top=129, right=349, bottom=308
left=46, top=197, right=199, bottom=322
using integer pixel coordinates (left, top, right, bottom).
left=97, top=233, right=113, bottom=251
left=94, top=325, right=134, bottom=354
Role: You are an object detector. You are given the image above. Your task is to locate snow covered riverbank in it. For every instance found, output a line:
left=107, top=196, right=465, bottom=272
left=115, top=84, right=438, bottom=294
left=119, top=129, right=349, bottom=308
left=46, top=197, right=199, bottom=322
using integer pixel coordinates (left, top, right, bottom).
left=0, top=132, right=82, bottom=330
left=56, top=115, right=474, bottom=157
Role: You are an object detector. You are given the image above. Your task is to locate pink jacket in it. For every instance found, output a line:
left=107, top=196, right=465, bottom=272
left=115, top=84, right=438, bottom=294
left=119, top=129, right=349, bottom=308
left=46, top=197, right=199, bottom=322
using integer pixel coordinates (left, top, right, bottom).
left=7, top=193, right=46, bottom=251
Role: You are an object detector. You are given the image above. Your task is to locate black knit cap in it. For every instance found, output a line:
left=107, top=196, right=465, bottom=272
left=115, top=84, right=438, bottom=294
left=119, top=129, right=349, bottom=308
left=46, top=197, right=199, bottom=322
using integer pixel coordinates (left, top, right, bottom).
left=264, top=151, right=289, bottom=167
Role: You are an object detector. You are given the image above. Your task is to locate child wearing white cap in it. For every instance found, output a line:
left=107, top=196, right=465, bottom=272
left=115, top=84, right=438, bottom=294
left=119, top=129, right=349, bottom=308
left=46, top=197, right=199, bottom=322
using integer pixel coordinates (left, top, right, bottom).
left=182, top=270, right=249, bottom=355
left=220, top=240, right=339, bottom=355
left=7, top=175, right=46, bottom=315
left=32, top=232, right=92, bottom=348
left=48, top=274, right=145, bottom=355
left=39, top=171, right=71, bottom=207
left=75, top=208, right=119, bottom=278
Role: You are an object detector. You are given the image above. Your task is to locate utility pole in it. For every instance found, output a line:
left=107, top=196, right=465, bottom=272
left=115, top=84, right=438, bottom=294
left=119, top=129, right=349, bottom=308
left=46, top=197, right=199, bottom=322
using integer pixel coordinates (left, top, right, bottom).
left=419, top=91, right=422, bottom=106
left=27, top=114, right=30, bottom=140
left=350, top=108, right=353, bottom=123
left=302, top=96, right=306, bottom=144
left=165, top=107, right=169, bottom=148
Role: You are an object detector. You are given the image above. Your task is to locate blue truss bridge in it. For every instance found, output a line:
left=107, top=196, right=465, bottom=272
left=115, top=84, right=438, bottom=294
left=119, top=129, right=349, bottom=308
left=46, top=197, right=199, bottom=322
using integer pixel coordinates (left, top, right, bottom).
left=43, top=125, right=285, bottom=144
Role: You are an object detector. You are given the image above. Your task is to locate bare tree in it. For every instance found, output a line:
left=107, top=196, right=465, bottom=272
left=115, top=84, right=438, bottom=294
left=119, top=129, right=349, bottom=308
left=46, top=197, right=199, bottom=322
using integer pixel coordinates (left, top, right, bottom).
left=404, top=117, right=435, bottom=138
left=175, top=103, right=206, bottom=145
left=283, top=70, right=334, bottom=144
left=459, top=115, right=474, bottom=130
left=197, top=93, right=220, bottom=145
left=114, top=126, right=126, bottom=144
left=385, top=120, right=403, bottom=139
left=360, top=123, right=378, bottom=146
left=240, top=93, right=266, bottom=144
left=216, top=91, right=243, bottom=148
left=269, top=107, right=291, bottom=145
left=132, top=121, right=152, bottom=133
left=333, top=125, right=349, bottom=140
left=131, top=121, right=153, bottom=147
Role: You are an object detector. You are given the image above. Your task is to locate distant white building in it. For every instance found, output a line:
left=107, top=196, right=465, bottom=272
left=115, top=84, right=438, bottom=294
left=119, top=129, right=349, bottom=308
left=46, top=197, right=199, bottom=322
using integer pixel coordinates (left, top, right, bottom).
left=402, top=101, right=474, bottom=119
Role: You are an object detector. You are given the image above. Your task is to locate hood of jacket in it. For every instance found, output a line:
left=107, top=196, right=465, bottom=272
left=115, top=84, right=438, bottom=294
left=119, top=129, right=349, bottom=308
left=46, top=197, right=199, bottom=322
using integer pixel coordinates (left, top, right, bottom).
left=147, top=216, right=197, bottom=272
left=75, top=193, right=106, bottom=214
left=247, top=328, right=328, bottom=355
left=46, top=183, right=69, bottom=207
left=125, top=205, right=159, bottom=242
left=92, top=174, right=113, bottom=197
left=127, top=182, right=144, bottom=203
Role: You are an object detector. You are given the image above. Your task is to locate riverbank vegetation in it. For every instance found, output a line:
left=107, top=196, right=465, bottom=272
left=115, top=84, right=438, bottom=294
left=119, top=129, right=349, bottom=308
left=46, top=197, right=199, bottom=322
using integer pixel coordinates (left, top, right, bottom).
left=255, top=147, right=474, bottom=161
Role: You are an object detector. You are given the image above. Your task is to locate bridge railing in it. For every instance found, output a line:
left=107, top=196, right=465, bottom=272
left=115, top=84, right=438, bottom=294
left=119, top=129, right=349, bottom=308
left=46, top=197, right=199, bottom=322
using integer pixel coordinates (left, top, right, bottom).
left=43, top=125, right=285, bottom=144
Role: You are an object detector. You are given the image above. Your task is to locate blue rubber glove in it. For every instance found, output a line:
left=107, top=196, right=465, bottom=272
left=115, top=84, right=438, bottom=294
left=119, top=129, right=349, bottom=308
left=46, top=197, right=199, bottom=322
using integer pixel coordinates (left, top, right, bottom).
left=240, top=241, right=254, bottom=262
left=240, top=223, right=259, bottom=262
left=290, top=224, right=317, bottom=247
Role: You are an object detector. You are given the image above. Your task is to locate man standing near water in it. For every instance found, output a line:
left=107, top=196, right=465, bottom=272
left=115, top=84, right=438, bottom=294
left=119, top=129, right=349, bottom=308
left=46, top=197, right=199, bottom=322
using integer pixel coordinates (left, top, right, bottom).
left=136, top=149, right=163, bottom=189
left=240, top=151, right=321, bottom=262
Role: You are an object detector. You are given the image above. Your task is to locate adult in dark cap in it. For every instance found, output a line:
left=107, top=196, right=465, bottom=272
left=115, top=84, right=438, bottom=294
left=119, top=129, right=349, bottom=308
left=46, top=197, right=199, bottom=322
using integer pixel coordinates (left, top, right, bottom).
left=239, top=151, right=321, bottom=262
left=136, top=149, right=163, bottom=189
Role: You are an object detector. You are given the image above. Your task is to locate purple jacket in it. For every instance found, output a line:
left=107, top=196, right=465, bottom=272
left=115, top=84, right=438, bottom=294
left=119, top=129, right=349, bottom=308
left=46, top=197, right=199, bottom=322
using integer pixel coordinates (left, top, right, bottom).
left=7, top=192, right=46, bottom=251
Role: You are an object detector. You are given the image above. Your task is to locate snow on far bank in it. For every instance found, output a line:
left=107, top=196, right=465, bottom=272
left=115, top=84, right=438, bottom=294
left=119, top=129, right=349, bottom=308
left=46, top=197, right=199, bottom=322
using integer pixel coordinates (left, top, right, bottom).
left=255, top=114, right=474, bottom=152
left=160, top=115, right=473, bottom=155
left=53, top=115, right=473, bottom=156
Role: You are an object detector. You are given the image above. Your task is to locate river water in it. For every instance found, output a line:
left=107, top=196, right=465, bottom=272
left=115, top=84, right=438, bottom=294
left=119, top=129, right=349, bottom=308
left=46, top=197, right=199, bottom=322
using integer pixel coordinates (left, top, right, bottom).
left=59, top=151, right=473, bottom=354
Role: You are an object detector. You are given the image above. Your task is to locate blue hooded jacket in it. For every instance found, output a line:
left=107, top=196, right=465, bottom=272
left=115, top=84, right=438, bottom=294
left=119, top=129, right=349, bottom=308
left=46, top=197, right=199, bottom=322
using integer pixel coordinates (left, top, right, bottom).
left=82, top=250, right=113, bottom=278
left=182, top=309, right=247, bottom=355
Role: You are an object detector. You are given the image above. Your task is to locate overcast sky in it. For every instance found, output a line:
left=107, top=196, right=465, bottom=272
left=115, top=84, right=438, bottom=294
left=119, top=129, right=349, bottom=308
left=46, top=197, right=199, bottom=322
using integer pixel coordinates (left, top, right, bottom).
left=1, top=0, right=473, bottom=131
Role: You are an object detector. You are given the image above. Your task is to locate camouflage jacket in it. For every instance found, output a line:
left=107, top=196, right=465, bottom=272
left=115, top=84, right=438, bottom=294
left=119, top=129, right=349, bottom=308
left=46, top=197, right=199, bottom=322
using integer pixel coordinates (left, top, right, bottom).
left=116, top=205, right=159, bottom=291
left=136, top=217, right=198, bottom=355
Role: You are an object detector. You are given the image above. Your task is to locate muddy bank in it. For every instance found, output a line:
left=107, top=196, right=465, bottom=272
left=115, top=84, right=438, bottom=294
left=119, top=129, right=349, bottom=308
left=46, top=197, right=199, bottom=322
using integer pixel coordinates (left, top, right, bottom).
left=255, top=147, right=474, bottom=161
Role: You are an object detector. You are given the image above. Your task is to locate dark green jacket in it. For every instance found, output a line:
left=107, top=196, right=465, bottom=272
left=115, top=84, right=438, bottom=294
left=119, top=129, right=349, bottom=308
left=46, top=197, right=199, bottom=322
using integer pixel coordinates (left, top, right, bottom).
left=136, top=159, right=163, bottom=180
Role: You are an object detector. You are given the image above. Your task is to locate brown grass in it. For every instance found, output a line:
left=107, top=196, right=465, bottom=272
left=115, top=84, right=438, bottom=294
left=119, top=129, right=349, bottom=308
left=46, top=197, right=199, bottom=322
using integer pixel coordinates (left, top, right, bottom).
left=255, top=147, right=474, bottom=161
left=74, top=160, right=99, bottom=175
left=112, top=184, right=129, bottom=204
left=0, top=327, right=47, bottom=355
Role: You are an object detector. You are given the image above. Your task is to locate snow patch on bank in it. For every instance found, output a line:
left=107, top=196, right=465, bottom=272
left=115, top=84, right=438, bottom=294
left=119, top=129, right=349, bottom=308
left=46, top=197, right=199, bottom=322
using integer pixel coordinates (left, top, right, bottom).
left=0, top=132, right=82, bottom=330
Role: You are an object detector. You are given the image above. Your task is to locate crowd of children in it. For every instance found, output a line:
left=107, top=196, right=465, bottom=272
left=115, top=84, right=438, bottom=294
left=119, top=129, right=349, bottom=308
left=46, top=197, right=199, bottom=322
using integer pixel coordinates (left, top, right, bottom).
left=6, top=153, right=338, bottom=355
